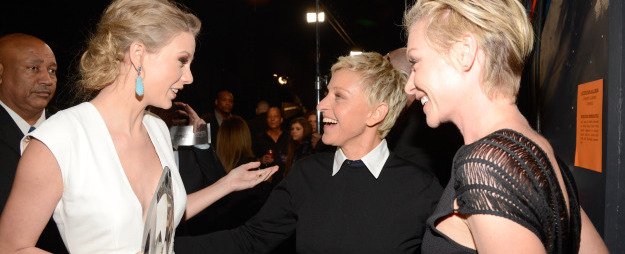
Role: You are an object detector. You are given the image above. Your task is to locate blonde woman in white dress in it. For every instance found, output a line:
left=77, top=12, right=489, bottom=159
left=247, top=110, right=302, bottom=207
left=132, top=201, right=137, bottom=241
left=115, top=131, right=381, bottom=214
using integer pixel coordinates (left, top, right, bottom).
left=0, top=0, right=276, bottom=253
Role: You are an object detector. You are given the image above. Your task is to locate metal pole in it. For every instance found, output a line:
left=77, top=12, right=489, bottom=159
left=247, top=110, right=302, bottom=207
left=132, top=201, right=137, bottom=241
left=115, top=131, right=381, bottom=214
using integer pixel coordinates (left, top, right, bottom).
left=315, top=0, right=322, bottom=134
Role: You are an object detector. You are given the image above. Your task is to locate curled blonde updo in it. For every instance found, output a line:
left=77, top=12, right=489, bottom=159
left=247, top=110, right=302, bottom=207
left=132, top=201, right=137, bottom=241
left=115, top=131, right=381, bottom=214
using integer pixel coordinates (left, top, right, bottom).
left=331, top=52, right=407, bottom=139
left=78, top=0, right=201, bottom=98
left=404, top=0, right=534, bottom=99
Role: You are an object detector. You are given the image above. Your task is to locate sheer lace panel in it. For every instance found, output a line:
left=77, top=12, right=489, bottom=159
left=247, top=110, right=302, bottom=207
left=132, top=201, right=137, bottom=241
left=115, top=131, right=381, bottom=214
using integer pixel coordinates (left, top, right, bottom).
left=452, top=129, right=579, bottom=253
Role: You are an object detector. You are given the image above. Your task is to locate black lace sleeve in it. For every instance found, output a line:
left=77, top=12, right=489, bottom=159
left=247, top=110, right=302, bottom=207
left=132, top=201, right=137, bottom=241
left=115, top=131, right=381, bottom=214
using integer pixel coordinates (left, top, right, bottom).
left=451, top=130, right=573, bottom=252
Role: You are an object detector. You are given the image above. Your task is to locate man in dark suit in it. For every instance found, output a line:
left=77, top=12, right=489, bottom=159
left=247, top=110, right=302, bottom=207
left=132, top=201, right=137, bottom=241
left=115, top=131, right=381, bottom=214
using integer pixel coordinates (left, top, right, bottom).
left=0, top=33, right=67, bottom=253
left=202, top=89, right=236, bottom=148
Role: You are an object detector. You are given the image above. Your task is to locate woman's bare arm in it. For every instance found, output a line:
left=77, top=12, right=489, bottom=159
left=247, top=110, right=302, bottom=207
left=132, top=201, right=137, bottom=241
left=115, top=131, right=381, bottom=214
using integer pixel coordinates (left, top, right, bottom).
left=468, top=214, right=546, bottom=254
left=184, top=162, right=277, bottom=220
left=579, top=208, right=608, bottom=254
left=0, top=139, right=63, bottom=253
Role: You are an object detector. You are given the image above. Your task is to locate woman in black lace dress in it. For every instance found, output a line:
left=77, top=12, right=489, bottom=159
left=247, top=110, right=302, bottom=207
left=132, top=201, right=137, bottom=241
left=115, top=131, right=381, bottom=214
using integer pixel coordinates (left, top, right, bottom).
left=403, top=0, right=608, bottom=253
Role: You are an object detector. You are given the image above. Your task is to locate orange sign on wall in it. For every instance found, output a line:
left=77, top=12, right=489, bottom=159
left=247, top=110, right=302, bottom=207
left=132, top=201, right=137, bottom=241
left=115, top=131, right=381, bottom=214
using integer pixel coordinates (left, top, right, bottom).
left=574, top=79, right=603, bottom=173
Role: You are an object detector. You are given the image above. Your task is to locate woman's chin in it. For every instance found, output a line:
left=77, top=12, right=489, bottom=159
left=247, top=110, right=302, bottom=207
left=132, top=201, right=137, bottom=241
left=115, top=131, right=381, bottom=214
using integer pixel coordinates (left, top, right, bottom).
left=152, top=101, right=173, bottom=110
left=321, top=135, right=341, bottom=147
left=320, top=136, right=332, bottom=146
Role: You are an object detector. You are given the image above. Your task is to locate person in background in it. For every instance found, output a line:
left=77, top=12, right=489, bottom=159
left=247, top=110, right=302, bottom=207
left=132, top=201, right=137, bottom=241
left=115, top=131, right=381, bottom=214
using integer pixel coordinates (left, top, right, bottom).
left=384, top=47, right=431, bottom=168
left=248, top=99, right=269, bottom=137
left=149, top=101, right=232, bottom=237
left=150, top=101, right=228, bottom=194
left=216, top=115, right=256, bottom=173
left=0, top=33, right=67, bottom=253
left=305, top=110, right=322, bottom=151
left=253, top=106, right=289, bottom=183
left=175, top=52, right=443, bottom=253
left=212, top=115, right=273, bottom=233
left=202, top=89, right=236, bottom=148
left=284, top=117, right=314, bottom=176
left=0, top=0, right=276, bottom=252
left=256, top=100, right=269, bottom=116
left=404, top=0, right=607, bottom=253
left=153, top=101, right=272, bottom=237
left=384, top=47, right=462, bottom=185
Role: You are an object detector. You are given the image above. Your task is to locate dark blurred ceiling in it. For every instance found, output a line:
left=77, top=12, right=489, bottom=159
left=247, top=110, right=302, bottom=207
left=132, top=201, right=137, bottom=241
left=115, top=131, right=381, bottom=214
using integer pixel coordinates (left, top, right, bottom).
left=0, top=0, right=410, bottom=118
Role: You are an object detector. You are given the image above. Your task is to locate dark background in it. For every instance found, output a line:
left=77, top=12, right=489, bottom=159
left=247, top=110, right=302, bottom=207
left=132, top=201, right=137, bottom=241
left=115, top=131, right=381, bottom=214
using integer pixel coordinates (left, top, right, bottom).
left=3, top=0, right=623, bottom=251
left=0, top=0, right=410, bottom=119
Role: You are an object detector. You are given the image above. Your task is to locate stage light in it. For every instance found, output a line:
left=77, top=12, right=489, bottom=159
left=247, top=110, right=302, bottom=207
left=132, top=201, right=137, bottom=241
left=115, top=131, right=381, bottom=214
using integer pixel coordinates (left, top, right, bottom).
left=350, top=51, right=363, bottom=56
left=306, top=12, right=325, bottom=23
left=278, top=76, right=288, bottom=85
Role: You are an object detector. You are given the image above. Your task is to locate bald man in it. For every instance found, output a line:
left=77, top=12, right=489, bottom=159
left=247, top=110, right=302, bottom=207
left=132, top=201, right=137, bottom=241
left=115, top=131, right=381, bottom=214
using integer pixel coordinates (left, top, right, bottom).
left=385, top=47, right=414, bottom=107
left=0, top=33, right=66, bottom=252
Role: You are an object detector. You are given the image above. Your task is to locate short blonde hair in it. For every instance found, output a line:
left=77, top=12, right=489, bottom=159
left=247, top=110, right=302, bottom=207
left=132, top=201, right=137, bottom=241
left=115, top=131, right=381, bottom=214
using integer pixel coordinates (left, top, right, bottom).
left=404, top=0, right=534, bottom=99
left=78, top=0, right=201, bottom=99
left=331, top=52, right=407, bottom=138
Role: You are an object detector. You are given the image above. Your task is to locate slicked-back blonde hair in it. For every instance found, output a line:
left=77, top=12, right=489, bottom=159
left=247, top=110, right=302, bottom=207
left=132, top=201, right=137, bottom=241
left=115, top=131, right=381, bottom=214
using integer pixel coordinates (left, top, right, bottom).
left=331, top=52, right=407, bottom=138
left=404, top=0, right=534, bottom=99
left=78, top=0, right=201, bottom=99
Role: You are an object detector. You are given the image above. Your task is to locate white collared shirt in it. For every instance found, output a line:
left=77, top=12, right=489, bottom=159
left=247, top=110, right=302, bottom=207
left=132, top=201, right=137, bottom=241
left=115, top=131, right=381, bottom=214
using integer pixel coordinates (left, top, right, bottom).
left=214, top=109, right=225, bottom=126
left=0, top=99, right=46, bottom=135
left=332, top=139, right=390, bottom=179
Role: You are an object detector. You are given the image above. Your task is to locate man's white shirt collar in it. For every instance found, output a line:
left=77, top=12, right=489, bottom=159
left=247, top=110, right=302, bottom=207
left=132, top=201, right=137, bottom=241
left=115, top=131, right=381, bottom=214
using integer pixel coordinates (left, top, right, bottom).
left=332, top=139, right=390, bottom=179
left=214, top=109, right=224, bottom=126
left=0, top=100, right=46, bottom=135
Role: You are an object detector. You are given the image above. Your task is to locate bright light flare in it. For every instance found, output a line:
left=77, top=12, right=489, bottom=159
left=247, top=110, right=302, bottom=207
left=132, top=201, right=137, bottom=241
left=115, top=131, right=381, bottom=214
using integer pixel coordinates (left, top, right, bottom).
left=350, top=51, right=363, bottom=56
left=306, top=12, right=325, bottom=23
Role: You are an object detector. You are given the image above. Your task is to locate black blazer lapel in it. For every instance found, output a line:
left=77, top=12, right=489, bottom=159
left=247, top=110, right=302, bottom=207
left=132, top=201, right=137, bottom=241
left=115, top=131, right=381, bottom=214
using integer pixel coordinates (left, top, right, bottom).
left=0, top=106, right=24, bottom=156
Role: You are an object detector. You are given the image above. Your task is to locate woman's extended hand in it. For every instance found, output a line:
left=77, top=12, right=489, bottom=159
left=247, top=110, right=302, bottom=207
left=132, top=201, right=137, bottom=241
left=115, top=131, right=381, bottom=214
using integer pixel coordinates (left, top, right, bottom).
left=185, top=161, right=278, bottom=220
left=221, top=161, right=278, bottom=192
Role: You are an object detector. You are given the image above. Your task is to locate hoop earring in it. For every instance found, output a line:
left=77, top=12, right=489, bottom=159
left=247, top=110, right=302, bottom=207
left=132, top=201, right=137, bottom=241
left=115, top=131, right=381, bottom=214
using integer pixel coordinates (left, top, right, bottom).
left=135, top=66, right=144, bottom=96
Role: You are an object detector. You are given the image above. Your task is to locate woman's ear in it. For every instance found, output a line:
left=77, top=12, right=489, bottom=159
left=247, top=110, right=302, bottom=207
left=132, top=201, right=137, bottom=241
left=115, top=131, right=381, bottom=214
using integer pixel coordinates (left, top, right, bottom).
left=451, top=33, right=478, bottom=72
left=366, top=103, right=389, bottom=127
left=128, top=42, right=145, bottom=69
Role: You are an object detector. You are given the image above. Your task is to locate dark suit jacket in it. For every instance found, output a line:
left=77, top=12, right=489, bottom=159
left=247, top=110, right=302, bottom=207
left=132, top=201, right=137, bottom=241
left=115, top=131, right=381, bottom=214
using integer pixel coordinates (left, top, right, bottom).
left=0, top=106, right=68, bottom=253
left=247, top=113, right=267, bottom=138
left=174, top=147, right=272, bottom=238
left=386, top=102, right=463, bottom=186
left=176, top=146, right=226, bottom=193
left=0, top=106, right=23, bottom=211
left=175, top=146, right=227, bottom=236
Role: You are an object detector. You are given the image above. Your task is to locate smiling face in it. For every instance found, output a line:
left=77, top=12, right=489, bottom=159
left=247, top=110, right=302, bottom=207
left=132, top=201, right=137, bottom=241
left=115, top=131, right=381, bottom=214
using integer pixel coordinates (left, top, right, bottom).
left=405, top=19, right=465, bottom=128
left=317, top=69, right=374, bottom=148
left=0, top=34, right=57, bottom=120
left=142, top=32, right=195, bottom=109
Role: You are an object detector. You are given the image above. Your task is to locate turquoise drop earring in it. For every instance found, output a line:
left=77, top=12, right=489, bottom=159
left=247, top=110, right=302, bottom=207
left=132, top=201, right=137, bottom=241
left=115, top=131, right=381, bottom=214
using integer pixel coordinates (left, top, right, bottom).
left=135, top=66, right=144, bottom=96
